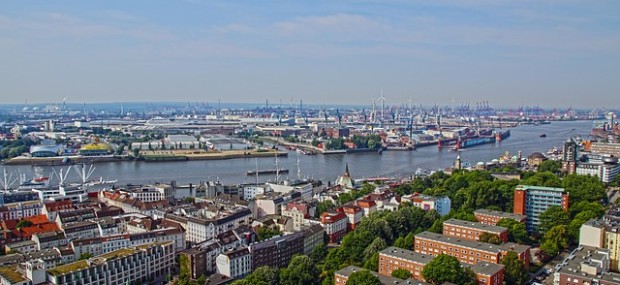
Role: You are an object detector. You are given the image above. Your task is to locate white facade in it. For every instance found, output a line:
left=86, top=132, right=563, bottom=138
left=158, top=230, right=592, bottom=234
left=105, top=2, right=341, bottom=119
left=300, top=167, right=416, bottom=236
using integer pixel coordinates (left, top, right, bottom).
left=243, top=185, right=268, bottom=200
left=47, top=242, right=175, bottom=285
left=186, top=208, right=252, bottom=243
left=576, top=162, right=620, bottom=183
left=0, top=201, right=42, bottom=220
left=216, top=248, right=252, bottom=279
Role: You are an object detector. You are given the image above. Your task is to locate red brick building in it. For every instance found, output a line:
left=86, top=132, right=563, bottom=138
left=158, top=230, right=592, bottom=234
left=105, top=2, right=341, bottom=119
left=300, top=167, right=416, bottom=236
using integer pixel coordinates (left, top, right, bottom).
left=414, top=231, right=530, bottom=269
left=473, top=209, right=526, bottom=226
left=336, top=204, right=363, bottom=231
left=378, top=246, right=505, bottom=285
left=443, top=219, right=509, bottom=243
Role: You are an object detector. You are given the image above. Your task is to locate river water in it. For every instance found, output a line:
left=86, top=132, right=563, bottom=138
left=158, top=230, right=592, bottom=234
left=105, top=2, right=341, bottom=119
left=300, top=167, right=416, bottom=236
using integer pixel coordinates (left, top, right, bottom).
left=4, top=120, right=593, bottom=185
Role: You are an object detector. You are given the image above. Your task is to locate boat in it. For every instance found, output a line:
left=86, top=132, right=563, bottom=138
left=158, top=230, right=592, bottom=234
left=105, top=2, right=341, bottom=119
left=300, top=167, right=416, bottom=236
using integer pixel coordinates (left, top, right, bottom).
left=454, top=136, right=496, bottom=150
left=540, top=134, right=547, bottom=138
left=246, top=169, right=289, bottom=176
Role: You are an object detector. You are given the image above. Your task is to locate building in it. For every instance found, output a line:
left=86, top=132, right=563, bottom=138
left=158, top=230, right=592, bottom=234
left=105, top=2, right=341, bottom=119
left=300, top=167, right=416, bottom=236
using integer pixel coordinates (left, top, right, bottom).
left=378, top=247, right=505, bottom=285
left=527, top=152, right=548, bottom=167
left=0, top=201, right=42, bottom=221
left=335, top=265, right=427, bottom=285
left=579, top=218, right=620, bottom=272
left=337, top=204, right=363, bottom=231
left=442, top=219, right=509, bottom=243
left=555, top=246, right=620, bottom=285
left=181, top=248, right=207, bottom=279
left=249, top=230, right=304, bottom=270
left=302, top=224, right=324, bottom=256
left=242, top=184, right=269, bottom=200
left=186, top=207, right=252, bottom=243
left=403, top=193, right=451, bottom=216
left=562, top=139, right=578, bottom=174
left=513, top=185, right=569, bottom=232
left=335, top=164, right=355, bottom=189
left=5, top=240, right=37, bottom=254
left=42, top=201, right=73, bottom=222
left=591, top=142, right=620, bottom=157
left=414, top=231, right=530, bottom=268
left=281, top=202, right=315, bottom=231
left=473, top=209, right=526, bottom=226
left=320, top=212, right=348, bottom=244
left=215, top=247, right=251, bottom=279
left=576, top=156, right=620, bottom=183
left=0, top=265, right=30, bottom=285
left=46, top=241, right=175, bottom=285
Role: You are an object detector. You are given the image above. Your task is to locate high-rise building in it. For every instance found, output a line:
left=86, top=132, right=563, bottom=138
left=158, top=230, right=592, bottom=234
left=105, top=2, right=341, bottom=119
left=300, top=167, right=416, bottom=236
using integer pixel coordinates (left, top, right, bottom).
left=513, top=185, right=569, bottom=233
left=562, top=139, right=578, bottom=174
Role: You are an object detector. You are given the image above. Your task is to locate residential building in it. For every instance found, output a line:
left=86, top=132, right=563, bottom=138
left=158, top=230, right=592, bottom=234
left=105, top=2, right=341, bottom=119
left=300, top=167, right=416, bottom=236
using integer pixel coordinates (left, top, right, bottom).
left=0, top=201, right=42, bottom=221
left=513, top=185, right=569, bottom=232
left=403, top=193, right=451, bottom=216
left=242, top=184, right=269, bottom=200
left=591, top=142, right=620, bottom=158
left=321, top=212, right=348, bottom=244
left=576, top=157, right=620, bottom=183
left=5, top=240, right=37, bottom=254
left=302, top=224, right=324, bottom=256
left=555, top=246, right=620, bottom=285
left=181, top=248, right=207, bottom=279
left=41, top=200, right=73, bottom=222
left=335, top=266, right=427, bottom=285
left=414, top=231, right=530, bottom=268
left=442, top=219, right=509, bottom=243
left=356, top=199, right=378, bottom=217
left=281, top=202, right=315, bottom=231
left=473, top=209, right=526, bottom=226
left=216, top=247, right=251, bottom=279
left=0, top=265, right=30, bottom=285
left=46, top=241, right=175, bottom=285
left=249, top=230, right=304, bottom=269
left=337, top=204, right=363, bottom=231
left=579, top=218, right=620, bottom=272
left=31, top=231, right=67, bottom=250
left=562, top=139, right=578, bottom=174
left=61, top=221, right=99, bottom=240
left=378, top=247, right=505, bottom=285
left=186, top=207, right=252, bottom=243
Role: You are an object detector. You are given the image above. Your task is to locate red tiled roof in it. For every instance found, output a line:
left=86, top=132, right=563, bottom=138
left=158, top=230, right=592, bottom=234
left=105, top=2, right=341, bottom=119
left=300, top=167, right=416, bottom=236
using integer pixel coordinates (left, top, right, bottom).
left=19, top=223, right=60, bottom=238
left=44, top=200, right=73, bottom=212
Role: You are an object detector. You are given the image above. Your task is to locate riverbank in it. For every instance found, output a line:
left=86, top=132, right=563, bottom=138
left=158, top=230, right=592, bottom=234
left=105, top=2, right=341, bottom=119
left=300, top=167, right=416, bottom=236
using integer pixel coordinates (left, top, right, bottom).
left=3, top=149, right=288, bottom=165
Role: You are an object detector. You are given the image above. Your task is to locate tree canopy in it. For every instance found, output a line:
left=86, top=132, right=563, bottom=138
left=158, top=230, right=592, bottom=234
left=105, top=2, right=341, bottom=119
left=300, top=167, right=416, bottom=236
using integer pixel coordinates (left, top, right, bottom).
left=346, top=270, right=381, bottom=285
left=421, top=254, right=476, bottom=285
left=391, top=268, right=412, bottom=279
left=501, top=251, right=529, bottom=285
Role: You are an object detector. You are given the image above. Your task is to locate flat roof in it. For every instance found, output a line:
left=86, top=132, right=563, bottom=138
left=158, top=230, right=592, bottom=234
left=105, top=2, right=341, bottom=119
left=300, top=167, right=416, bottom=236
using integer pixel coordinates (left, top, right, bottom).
left=379, top=247, right=433, bottom=265
left=415, top=231, right=502, bottom=254
left=473, top=209, right=526, bottom=221
left=465, top=262, right=505, bottom=276
left=443, top=219, right=508, bottom=234
left=0, top=266, right=27, bottom=283
left=557, top=246, right=620, bottom=283
left=335, top=265, right=430, bottom=285
left=515, top=185, right=565, bottom=192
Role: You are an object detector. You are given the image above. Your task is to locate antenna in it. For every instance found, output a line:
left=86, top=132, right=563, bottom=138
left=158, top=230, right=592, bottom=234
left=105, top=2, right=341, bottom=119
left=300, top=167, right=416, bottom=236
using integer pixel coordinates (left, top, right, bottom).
left=0, top=169, right=18, bottom=191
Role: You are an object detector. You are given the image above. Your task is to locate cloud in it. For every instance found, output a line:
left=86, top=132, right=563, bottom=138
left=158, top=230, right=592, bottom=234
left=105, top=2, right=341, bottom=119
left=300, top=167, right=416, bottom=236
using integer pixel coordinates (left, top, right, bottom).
left=274, top=13, right=391, bottom=37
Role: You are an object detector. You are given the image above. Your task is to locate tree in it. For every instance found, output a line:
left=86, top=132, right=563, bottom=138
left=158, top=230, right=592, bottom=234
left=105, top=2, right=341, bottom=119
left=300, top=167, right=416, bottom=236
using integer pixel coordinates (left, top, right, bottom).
left=279, top=255, right=319, bottom=285
left=538, top=160, right=561, bottom=174
left=79, top=253, right=93, bottom=260
left=309, top=243, right=328, bottom=264
left=363, top=237, right=387, bottom=261
left=391, top=268, right=412, bottom=279
left=257, top=226, right=281, bottom=241
left=538, top=206, right=570, bottom=234
left=501, top=251, right=529, bottom=285
left=237, top=266, right=279, bottom=285
left=394, top=232, right=415, bottom=250
left=479, top=232, right=502, bottom=245
left=316, top=201, right=336, bottom=218
left=15, top=220, right=33, bottom=229
left=346, top=270, right=381, bottom=285
left=363, top=252, right=379, bottom=271
left=497, top=219, right=531, bottom=245
left=541, top=225, right=569, bottom=256
left=422, top=254, right=475, bottom=285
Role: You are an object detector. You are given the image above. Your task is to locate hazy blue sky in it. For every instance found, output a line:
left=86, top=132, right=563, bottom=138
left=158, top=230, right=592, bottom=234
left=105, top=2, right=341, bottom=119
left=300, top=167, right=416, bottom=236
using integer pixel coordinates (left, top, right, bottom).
left=1, top=1, right=619, bottom=108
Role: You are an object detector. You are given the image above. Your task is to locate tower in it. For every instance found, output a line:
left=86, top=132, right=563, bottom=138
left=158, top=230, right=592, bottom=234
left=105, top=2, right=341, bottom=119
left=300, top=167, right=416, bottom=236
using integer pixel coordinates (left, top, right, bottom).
left=454, top=155, right=462, bottom=170
left=561, top=139, right=577, bottom=174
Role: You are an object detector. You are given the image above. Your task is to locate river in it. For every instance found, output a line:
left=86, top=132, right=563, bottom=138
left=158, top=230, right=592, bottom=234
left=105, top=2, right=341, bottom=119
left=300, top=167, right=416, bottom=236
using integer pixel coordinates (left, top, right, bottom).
left=3, top=120, right=593, bottom=186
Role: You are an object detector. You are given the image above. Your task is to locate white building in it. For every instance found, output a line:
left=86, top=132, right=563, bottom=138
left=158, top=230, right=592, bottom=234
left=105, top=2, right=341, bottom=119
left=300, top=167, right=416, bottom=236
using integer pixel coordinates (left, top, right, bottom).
left=403, top=193, right=452, bottom=216
left=242, top=184, right=269, bottom=200
left=186, top=208, right=252, bottom=243
left=216, top=247, right=252, bottom=279
left=46, top=241, right=175, bottom=285
left=576, top=157, right=620, bottom=183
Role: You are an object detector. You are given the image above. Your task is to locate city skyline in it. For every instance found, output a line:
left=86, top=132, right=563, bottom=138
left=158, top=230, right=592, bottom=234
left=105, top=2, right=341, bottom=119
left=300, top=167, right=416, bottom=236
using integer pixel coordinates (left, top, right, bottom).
left=1, top=1, right=619, bottom=108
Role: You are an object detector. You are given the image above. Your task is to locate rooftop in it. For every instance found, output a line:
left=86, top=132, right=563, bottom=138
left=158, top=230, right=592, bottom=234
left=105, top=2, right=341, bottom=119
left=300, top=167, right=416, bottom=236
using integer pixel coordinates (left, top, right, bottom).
left=473, top=209, right=526, bottom=221
left=443, top=219, right=508, bottom=234
left=379, top=247, right=433, bottom=265
left=515, top=184, right=565, bottom=193
left=0, top=266, right=27, bottom=283
left=466, top=262, right=505, bottom=276
left=335, top=265, right=430, bottom=285
left=416, top=231, right=502, bottom=254
left=557, top=246, right=620, bottom=283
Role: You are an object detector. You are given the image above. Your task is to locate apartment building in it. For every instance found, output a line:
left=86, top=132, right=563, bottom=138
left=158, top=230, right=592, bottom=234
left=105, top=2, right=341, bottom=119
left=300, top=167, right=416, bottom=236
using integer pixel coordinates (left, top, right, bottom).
left=473, top=209, right=526, bottom=226
left=186, top=207, right=252, bottom=243
left=555, top=246, right=620, bottom=285
left=442, top=219, right=509, bottom=243
left=320, top=212, right=348, bottom=244
left=337, top=204, right=363, bottom=231
left=0, top=201, right=42, bottom=221
left=513, top=185, right=569, bottom=232
left=249, top=230, right=304, bottom=269
left=216, top=247, right=251, bottom=279
left=335, top=265, right=428, bottom=285
left=414, top=231, right=530, bottom=268
left=378, top=246, right=505, bottom=285
left=402, top=193, right=451, bottom=216
left=46, top=241, right=175, bottom=285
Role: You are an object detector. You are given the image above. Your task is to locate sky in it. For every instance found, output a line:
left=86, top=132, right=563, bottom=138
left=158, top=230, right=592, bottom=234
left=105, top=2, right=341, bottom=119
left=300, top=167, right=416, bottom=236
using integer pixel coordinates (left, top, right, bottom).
left=1, top=1, right=619, bottom=108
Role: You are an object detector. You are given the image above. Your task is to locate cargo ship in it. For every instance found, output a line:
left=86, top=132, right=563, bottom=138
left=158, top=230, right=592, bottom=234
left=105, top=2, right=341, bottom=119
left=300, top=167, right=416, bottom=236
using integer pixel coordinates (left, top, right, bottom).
left=454, top=130, right=510, bottom=150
